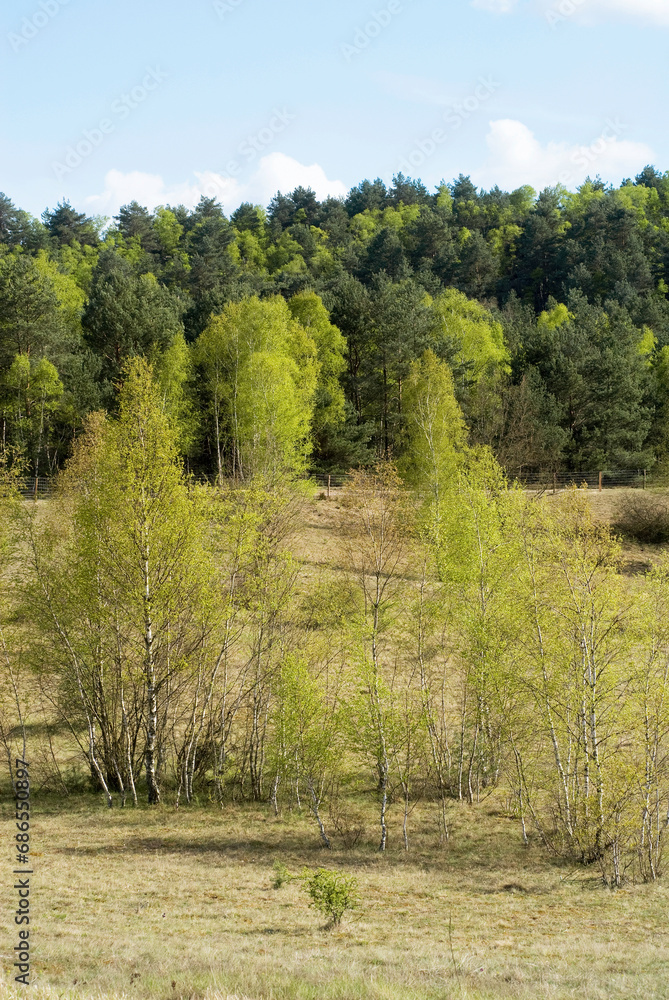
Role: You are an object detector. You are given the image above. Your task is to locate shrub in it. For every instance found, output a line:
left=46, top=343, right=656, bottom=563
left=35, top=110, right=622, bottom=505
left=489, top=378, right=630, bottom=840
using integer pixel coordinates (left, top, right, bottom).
left=272, top=861, right=291, bottom=889
left=272, top=862, right=360, bottom=926
left=613, top=492, right=669, bottom=543
left=301, top=867, right=360, bottom=927
left=329, top=794, right=365, bottom=849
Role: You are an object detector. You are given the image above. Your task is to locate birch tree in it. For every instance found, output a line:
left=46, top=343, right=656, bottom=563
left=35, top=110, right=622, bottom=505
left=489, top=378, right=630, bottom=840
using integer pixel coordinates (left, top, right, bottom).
left=195, top=296, right=320, bottom=480
left=515, top=489, right=644, bottom=884
left=267, top=655, right=341, bottom=847
left=342, top=463, right=409, bottom=851
left=26, top=359, right=216, bottom=805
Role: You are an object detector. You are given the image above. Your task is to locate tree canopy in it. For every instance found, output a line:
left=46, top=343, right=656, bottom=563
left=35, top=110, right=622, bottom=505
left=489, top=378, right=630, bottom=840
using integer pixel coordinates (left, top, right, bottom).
left=3, top=166, right=669, bottom=478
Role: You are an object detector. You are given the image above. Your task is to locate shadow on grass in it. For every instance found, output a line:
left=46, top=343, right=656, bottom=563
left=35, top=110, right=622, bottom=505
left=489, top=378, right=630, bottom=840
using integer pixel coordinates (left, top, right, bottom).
left=54, top=833, right=335, bottom=859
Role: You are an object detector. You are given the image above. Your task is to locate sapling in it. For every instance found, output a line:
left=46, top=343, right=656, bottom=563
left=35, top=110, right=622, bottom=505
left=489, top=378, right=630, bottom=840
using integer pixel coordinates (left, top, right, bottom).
left=301, top=867, right=360, bottom=927
left=272, top=861, right=291, bottom=889
left=272, top=862, right=360, bottom=927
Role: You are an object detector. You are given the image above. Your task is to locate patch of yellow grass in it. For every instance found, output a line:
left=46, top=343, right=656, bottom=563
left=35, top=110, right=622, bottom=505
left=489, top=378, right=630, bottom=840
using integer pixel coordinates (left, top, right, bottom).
left=1, top=798, right=669, bottom=999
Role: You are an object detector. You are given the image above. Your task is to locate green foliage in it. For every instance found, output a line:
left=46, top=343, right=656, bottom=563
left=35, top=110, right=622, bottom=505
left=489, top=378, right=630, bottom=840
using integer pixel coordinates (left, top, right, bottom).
left=4, top=170, right=669, bottom=478
left=34, top=250, right=86, bottom=338
left=0, top=250, right=65, bottom=366
left=2, top=353, right=64, bottom=473
left=82, top=251, right=185, bottom=385
left=520, top=294, right=654, bottom=469
left=271, top=862, right=360, bottom=925
left=25, top=358, right=216, bottom=804
left=195, top=296, right=319, bottom=480
left=42, top=200, right=100, bottom=248
left=433, top=289, right=510, bottom=382
left=400, top=349, right=467, bottom=497
left=272, top=861, right=291, bottom=889
left=300, top=867, right=360, bottom=926
left=511, top=489, right=652, bottom=884
left=153, top=333, right=198, bottom=457
left=287, top=291, right=347, bottom=435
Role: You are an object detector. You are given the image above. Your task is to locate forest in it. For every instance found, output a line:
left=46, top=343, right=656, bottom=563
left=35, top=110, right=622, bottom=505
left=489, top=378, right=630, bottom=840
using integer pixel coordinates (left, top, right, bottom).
left=1, top=351, right=668, bottom=896
left=2, top=169, right=669, bottom=906
left=2, top=165, right=669, bottom=480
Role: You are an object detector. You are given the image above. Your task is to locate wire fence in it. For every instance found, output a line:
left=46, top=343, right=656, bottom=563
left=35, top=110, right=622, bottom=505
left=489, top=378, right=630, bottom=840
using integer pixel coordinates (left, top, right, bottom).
left=517, top=470, right=649, bottom=491
left=15, top=470, right=657, bottom=500
left=19, top=478, right=55, bottom=499
left=311, top=469, right=655, bottom=496
left=311, top=474, right=350, bottom=492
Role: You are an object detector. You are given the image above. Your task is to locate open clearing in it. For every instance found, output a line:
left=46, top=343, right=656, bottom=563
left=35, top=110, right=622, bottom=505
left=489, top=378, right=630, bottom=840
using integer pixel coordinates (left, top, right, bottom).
left=2, top=487, right=669, bottom=1000
left=2, top=798, right=669, bottom=1000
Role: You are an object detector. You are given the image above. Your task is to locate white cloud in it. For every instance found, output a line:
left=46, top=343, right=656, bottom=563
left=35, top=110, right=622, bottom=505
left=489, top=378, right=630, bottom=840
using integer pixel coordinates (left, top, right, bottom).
left=472, top=0, right=669, bottom=25
left=584, top=0, right=669, bottom=25
left=83, top=154, right=347, bottom=218
left=242, top=152, right=348, bottom=206
left=473, top=118, right=654, bottom=191
left=84, top=170, right=211, bottom=216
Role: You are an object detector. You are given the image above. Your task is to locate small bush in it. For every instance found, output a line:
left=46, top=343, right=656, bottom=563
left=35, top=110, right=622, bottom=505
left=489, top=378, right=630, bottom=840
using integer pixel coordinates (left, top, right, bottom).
left=272, top=861, right=291, bottom=889
left=272, top=862, right=360, bottom=927
left=329, top=795, right=365, bottom=849
left=613, top=492, right=669, bottom=543
left=301, top=867, right=360, bottom=927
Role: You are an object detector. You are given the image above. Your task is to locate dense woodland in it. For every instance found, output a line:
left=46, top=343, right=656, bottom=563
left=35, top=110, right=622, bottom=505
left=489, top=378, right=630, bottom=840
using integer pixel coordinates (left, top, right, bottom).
left=3, top=166, right=669, bottom=478
left=1, top=355, right=669, bottom=891
left=3, top=171, right=669, bottom=892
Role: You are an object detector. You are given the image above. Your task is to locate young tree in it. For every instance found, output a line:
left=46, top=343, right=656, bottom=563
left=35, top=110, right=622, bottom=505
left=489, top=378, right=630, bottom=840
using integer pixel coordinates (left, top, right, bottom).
left=400, top=349, right=468, bottom=555
left=107, top=358, right=214, bottom=802
left=26, top=360, right=215, bottom=805
left=0, top=459, right=27, bottom=788
left=2, top=354, right=64, bottom=476
left=267, top=655, right=341, bottom=846
left=341, top=463, right=409, bottom=850
left=153, top=333, right=199, bottom=459
left=430, top=289, right=510, bottom=445
left=195, top=296, right=319, bottom=481
left=436, top=451, right=525, bottom=803
left=287, top=291, right=347, bottom=457
left=514, top=489, right=654, bottom=885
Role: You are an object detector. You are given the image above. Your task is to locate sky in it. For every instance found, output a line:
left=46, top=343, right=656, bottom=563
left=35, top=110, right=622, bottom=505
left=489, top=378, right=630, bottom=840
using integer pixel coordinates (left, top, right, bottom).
left=1, top=0, right=667, bottom=220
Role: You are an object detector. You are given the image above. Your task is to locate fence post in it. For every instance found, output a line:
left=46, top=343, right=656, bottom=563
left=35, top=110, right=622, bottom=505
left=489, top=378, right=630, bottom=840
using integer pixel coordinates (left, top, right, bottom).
left=553, top=472, right=557, bottom=495
left=33, top=477, right=38, bottom=501
left=598, top=471, right=603, bottom=493
left=327, top=475, right=331, bottom=500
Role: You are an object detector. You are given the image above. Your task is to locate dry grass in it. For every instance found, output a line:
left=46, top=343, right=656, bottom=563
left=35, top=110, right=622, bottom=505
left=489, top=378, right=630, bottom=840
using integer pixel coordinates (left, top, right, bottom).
left=2, top=487, right=669, bottom=1000
left=1, top=798, right=669, bottom=1000
left=530, top=486, right=669, bottom=576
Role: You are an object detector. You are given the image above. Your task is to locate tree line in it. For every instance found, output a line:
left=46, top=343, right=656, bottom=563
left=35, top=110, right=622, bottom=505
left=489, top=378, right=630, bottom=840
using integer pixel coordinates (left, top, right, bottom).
left=1, top=356, right=669, bottom=889
left=2, top=166, right=669, bottom=478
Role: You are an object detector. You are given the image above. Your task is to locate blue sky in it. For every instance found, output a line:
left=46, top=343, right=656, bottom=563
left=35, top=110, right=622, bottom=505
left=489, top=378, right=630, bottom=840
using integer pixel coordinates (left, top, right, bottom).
left=1, top=0, right=667, bottom=219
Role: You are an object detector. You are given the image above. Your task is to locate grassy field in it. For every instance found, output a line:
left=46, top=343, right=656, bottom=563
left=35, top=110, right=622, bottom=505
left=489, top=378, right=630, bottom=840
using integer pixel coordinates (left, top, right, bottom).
left=2, top=796, right=669, bottom=1000
left=2, top=486, right=669, bottom=1000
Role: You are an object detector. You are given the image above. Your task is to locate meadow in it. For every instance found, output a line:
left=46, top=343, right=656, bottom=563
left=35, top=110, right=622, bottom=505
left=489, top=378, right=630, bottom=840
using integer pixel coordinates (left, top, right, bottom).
left=2, top=794, right=669, bottom=1000
left=3, top=483, right=669, bottom=1000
